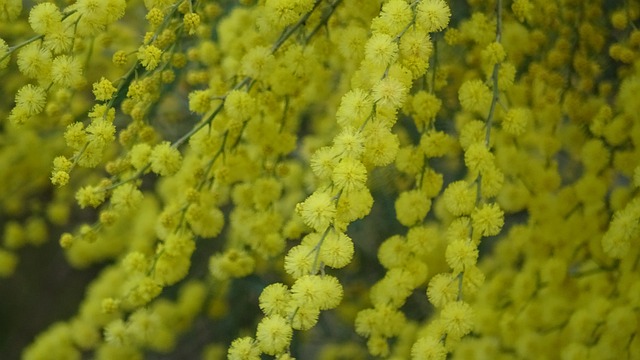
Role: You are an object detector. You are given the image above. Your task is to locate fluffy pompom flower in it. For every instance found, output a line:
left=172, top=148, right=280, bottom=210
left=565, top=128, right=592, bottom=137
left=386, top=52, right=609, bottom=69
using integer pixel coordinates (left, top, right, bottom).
left=445, top=238, right=479, bottom=274
left=336, top=88, right=374, bottom=128
left=365, top=33, right=398, bottom=66
left=92, top=77, right=117, bottom=101
left=259, top=283, right=291, bottom=317
left=372, top=76, right=409, bottom=109
left=225, top=90, right=256, bottom=120
left=502, top=107, right=530, bottom=136
left=256, top=315, right=292, bottom=355
left=28, top=2, right=62, bottom=35
left=458, top=79, right=492, bottom=114
left=150, top=142, right=182, bottom=176
left=228, top=337, right=261, bottom=360
left=417, top=0, right=451, bottom=32
left=284, top=244, right=316, bottom=278
left=395, top=190, right=431, bottom=226
left=138, top=44, right=162, bottom=70
left=443, top=181, right=477, bottom=216
left=333, top=127, right=365, bottom=158
left=427, top=273, right=459, bottom=308
left=471, top=203, right=504, bottom=237
left=296, top=191, right=336, bottom=231
left=15, top=84, right=47, bottom=116
left=411, top=335, right=447, bottom=360
left=51, top=55, right=83, bottom=88
left=332, top=157, right=367, bottom=192
left=441, top=301, right=475, bottom=338
left=320, top=231, right=354, bottom=269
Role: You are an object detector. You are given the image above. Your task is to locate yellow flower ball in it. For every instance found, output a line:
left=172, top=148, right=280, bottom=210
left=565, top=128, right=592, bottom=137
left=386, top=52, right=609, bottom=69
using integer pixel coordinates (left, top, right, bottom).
left=150, top=142, right=182, bottom=176
left=259, top=283, right=291, bottom=317
left=471, top=203, right=504, bottom=237
left=395, top=190, right=431, bottom=226
left=296, top=191, right=336, bottom=232
left=256, top=315, right=292, bottom=355
left=319, top=231, right=354, bottom=269
left=443, top=181, right=477, bottom=216
left=458, top=79, right=492, bottom=115
left=445, top=238, right=478, bottom=274
left=417, top=0, right=451, bottom=32
left=441, top=301, right=475, bottom=338
left=228, top=337, right=261, bottom=360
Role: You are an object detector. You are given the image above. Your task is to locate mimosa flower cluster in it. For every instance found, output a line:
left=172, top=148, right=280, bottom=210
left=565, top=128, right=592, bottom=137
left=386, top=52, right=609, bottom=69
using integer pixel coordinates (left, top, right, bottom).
left=1, top=0, right=639, bottom=359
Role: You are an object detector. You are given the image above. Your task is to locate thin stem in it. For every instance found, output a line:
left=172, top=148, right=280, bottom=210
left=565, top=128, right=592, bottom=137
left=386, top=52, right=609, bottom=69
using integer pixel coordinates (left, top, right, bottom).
left=305, top=0, right=343, bottom=43
left=100, top=164, right=150, bottom=192
left=272, top=0, right=323, bottom=53
left=172, top=75, right=251, bottom=149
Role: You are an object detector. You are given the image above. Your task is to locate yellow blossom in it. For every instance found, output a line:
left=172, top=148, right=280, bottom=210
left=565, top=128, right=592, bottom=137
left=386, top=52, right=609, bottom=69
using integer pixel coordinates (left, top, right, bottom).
left=284, top=244, right=315, bottom=278
left=112, top=50, right=129, bottom=66
left=28, top=3, right=62, bottom=35
left=92, top=77, right=117, bottom=101
left=51, top=55, right=83, bottom=88
left=458, top=79, right=492, bottom=114
left=427, top=273, right=459, bottom=308
left=241, top=46, right=274, bottom=79
left=372, top=76, right=409, bottom=109
left=75, top=185, right=107, bottom=208
left=512, top=0, right=533, bottom=22
left=138, top=45, right=162, bottom=70
left=0, top=0, right=21, bottom=21
left=362, top=122, right=400, bottom=166
left=15, top=84, right=47, bottom=116
left=228, top=337, right=261, bottom=360
left=365, top=33, right=398, bottom=67
left=336, top=89, right=374, bottom=128
left=420, top=130, right=455, bottom=158
left=225, top=90, right=256, bottom=120
left=471, top=203, right=504, bottom=237
left=417, top=0, right=451, bottom=32
left=445, top=238, right=478, bottom=274
left=256, top=315, right=292, bottom=355
left=259, top=283, right=291, bottom=317
left=332, top=157, right=367, bottom=192
left=146, top=7, right=164, bottom=27
left=395, top=190, right=431, bottom=226
left=464, top=142, right=494, bottom=175
left=502, top=107, right=530, bottom=136
left=443, top=181, right=477, bottom=216
left=186, top=204, right=225, bottom=238
left=188, top=89, right=214, bottom=114
left=481, top=42, right=506, bottom=66
left=441, top=301, right=475, bottom=338
left=333, top=127, right=365, bottom=159
left=150, top=142, right=182, bottom=176
left=411, top=91, right=441, bottom=128
left=319, top=231, right=354, bottom=269
left=209, top=249, right=255, bottom=280
left=296, top=191, right=336, bottom=232
left=411, top=335, right=447, bottom=360
left=50, top=171, right=70, bottom=187
left=110, top=183, right=143, bottom=213
left=17, top=41, right=52, bottom=80
left=183, top=13, right=201, bottom=35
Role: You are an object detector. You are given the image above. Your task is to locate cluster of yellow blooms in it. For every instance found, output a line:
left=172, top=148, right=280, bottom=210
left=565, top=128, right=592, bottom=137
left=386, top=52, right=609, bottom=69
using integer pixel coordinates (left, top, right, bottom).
left=1, top=0, right=640, bottom=359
